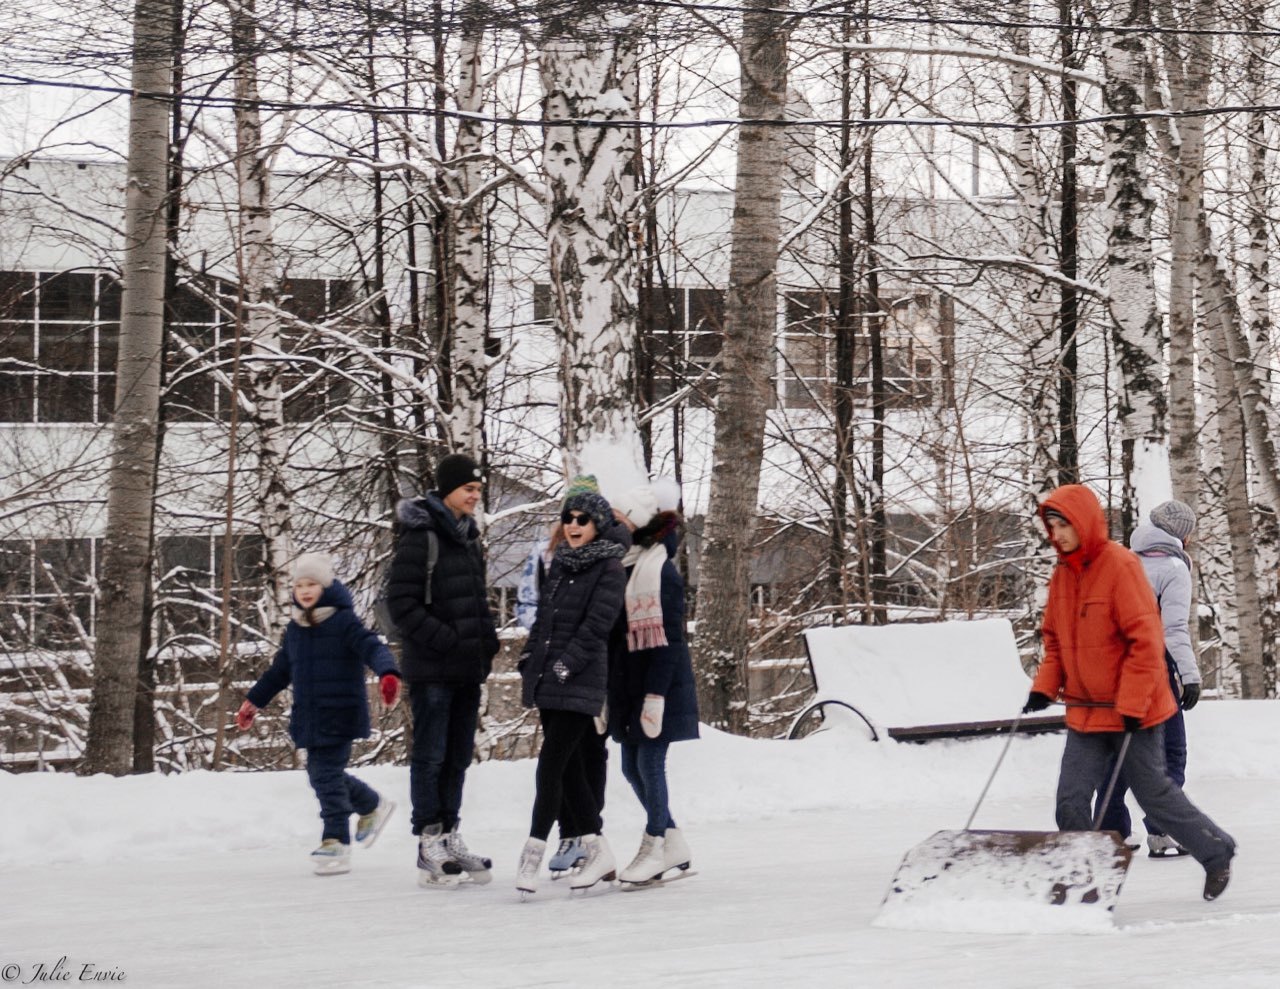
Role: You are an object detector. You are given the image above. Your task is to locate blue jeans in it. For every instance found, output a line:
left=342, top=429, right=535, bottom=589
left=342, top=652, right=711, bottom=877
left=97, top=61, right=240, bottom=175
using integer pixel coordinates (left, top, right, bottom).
left=620, top=741, right=676, bottom=837
left=306, top=741, right=378, bottom=843
left=1094, top=663, right=1189, bottom=838
left=409, top=681, right=481, bottom=835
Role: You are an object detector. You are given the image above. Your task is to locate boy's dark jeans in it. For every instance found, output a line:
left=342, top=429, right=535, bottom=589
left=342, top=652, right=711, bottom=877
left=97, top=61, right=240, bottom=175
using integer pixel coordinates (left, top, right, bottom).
left=409, top=681, right=481, bottom=835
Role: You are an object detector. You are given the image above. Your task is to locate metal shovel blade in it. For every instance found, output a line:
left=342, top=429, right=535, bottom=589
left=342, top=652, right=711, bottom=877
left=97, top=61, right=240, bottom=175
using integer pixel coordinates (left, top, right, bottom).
left=872, top=829, right=1134, bottom=933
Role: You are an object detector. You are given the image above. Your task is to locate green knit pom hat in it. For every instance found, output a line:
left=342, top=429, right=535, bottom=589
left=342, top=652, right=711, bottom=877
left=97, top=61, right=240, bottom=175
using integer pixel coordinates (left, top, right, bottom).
left=562, top=474, right=600, bottom=502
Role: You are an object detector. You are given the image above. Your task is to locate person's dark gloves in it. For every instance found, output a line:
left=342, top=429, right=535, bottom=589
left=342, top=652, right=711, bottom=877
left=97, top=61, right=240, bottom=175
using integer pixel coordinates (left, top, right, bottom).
left=1122, top=715, right=1142, bottom=733
left=1022, top=691, right=1053, bottom=714
left=1181, top=683, right=1201, bottom=711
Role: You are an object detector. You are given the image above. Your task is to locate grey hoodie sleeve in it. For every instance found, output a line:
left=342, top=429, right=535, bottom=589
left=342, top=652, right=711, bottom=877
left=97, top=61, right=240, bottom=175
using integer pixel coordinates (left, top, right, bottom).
left=1156, top=563, right=1199, bottom=686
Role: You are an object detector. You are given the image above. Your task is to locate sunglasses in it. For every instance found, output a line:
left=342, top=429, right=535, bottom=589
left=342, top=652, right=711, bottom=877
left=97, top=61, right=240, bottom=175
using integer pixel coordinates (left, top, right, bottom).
left=560, top=510, right=594, bottom=527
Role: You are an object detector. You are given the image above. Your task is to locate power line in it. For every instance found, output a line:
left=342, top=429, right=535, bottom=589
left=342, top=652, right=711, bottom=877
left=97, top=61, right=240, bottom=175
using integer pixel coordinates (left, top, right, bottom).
left=611, top=0, right=1280, bottom=39
left=1, top=70, right=1275, bottom=134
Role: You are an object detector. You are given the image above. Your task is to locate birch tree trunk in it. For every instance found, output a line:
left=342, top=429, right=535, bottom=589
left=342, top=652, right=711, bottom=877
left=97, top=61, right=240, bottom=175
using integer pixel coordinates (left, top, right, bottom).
left=1199, top=224, right=1280, bottom=516
left=1205, top=293, right=1266, bottom=699
left=82, top=0, right=173, bottom=775
left=541, top=12, right=645, bottom=486
left=1153, top=0, right=1207, bottom=514
left=1099, top=4, right=1168, bottom=529
left=693, top=0, right=788, bottom=732
left=231, top=0, right=291, bottom=624
left=1010, top=3, right=1058, bottom=505
left=1056, top=0, right=1080, bottom=484
left=1244, top=15, right=1272, bottom=402
left=447, top=15, right=488, bottom=459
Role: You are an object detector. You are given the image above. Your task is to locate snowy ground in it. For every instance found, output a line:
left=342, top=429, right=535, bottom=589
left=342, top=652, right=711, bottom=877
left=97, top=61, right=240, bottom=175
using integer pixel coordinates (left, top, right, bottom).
left=4, top=702, right=1280, bottom=988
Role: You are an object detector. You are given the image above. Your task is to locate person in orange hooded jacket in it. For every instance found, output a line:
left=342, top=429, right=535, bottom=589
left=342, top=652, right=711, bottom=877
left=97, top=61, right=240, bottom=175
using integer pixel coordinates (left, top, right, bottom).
left=1022, top=484, right=1235, bottom=901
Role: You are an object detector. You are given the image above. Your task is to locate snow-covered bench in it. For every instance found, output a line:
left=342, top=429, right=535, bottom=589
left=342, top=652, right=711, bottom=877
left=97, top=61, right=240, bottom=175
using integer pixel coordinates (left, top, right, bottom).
left=788, top=617, right=1065, bottom=742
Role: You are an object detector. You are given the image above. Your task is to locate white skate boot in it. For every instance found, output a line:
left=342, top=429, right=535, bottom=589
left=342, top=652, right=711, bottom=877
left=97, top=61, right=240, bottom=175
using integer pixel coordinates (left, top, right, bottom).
left=569, top=833, right=617, bottom=892
left=663, top=827, right=692, bottom=872
left=620, top=832, right=666, bottom=885
left=311, top=838, right=352, bottom=876
left=417, top=824, right=461, bottom=888
left=516, top=837, right=547, bottom=899
left=445, top=825, right=493, bottom=884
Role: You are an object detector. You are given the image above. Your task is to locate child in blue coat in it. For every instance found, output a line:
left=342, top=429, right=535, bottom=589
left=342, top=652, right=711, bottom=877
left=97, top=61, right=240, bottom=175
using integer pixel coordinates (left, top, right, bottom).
left=236, top=553, right=402, bottom=875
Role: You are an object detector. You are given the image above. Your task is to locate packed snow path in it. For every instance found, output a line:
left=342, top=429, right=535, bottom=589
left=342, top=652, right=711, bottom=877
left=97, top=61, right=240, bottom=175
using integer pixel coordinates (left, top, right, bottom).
left=5, top=706, right=1280, bottom=987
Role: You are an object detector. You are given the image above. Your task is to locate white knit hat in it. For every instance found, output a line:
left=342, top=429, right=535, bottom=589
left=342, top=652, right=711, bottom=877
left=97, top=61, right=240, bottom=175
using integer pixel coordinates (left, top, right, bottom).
left=612, top=484, right=660, bottom=527
left=291, top=552, right=334, bottom=588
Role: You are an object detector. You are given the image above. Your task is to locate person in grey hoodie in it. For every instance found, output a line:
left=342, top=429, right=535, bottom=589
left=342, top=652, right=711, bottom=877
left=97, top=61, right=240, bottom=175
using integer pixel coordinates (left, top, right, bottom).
left=1094, top=499, right=1202, bottom=856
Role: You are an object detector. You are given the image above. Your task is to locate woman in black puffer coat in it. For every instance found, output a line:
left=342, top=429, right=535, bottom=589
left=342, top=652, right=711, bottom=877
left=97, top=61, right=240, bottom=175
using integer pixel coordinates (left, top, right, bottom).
left=514, top=489, right=627, bottom=897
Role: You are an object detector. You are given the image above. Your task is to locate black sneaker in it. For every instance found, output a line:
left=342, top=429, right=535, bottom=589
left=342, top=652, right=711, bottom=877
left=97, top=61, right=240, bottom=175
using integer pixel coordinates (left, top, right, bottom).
left=1203, top=862, right=1231, bottom=901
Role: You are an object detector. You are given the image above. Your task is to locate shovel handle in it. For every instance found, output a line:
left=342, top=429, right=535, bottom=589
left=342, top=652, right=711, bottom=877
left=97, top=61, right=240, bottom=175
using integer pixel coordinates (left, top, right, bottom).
left=963, top=706, right=1027, bottom=830
left=1091, top=730, right=1134, bottom=831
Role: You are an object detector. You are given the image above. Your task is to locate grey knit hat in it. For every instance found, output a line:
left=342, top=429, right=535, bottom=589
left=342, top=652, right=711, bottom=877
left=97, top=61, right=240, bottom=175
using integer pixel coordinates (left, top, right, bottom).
left=562, top=491, right=614, bottom=532
left=1150, top=500, right=1196, bottom=541
left=291, top=552, right=335, bottom=587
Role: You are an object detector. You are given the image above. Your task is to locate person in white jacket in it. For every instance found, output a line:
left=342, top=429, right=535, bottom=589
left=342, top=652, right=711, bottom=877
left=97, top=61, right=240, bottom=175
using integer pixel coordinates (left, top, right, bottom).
left=1094, top=499, right=1202, bottom=857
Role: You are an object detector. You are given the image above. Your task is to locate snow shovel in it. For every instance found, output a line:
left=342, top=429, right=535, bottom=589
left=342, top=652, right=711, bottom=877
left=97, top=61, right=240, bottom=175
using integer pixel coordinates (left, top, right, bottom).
left=872, top=707, right=1135, bottom=933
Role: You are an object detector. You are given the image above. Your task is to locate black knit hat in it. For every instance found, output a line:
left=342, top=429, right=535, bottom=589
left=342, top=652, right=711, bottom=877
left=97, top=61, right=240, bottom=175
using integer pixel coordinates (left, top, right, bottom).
left=435, top=453, right=482, bottom=498
left=563, top=491, right=613, bottom=532
left=1043, top=507, right=1069, bottom=525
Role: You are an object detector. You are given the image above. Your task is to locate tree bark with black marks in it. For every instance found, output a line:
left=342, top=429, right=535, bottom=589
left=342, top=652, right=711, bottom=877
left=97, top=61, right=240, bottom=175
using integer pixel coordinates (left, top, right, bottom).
left=693, top=0, right=789, bottom=732
left=82, top=0, right=174, bottom=776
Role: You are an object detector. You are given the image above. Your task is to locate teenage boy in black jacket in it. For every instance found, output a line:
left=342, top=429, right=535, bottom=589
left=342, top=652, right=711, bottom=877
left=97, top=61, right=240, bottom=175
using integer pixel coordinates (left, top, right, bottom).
left=388, top=453, right=500, bottom=887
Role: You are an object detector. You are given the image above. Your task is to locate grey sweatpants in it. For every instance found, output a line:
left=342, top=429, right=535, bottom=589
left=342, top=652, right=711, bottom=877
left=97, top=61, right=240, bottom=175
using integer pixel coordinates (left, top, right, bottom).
left=1056, top=725, right=1235, bottom=869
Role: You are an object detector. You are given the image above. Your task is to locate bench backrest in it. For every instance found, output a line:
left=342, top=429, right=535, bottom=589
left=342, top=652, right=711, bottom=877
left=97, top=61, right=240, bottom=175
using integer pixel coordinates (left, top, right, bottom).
left=802, top=618, right=1031, bottom=730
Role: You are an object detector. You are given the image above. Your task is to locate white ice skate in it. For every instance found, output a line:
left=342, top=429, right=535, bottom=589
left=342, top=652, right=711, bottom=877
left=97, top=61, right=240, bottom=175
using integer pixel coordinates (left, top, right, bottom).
left=516, top=837, right=547, bottom=899
left=569, top=833, right=617, bottom=893
left=311, top=838, right=352, bottom=876
left=663, top=827, right=693, bottom=873
left=620, top=833, right=666, bottom=885
left=417, top=824, right=461, bottom=889
left=354, top=798, right=396, bottom=849
left=445, top=826, right=493, bottom=884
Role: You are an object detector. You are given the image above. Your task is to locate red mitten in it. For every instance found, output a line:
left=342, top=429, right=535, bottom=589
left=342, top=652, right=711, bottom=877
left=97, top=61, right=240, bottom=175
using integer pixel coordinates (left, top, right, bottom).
left=380, top=673, right=401, bottom=711
left=235, top=699, right=257, bottom=731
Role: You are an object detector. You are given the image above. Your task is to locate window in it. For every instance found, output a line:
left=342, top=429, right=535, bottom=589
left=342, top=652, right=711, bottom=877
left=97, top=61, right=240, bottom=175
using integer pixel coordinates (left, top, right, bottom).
left=155, top=533, right=266, bottom=642
left=164, top=276, right=360, bottom=423
left=533, top=283, right=727, bottom=404
left=0, top=539, right=96, bottom=649
left=780, top=291, right=935, bottom=411
left=279, top=277, right=358, bottom=423
left=164, top=278, right=237, bottom=422
left=0, top=270, right=120, bottom=423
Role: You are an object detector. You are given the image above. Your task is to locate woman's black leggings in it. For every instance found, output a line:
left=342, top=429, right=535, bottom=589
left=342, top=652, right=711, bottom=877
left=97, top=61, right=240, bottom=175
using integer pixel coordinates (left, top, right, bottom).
left=531, top=708, right=602, bottom=840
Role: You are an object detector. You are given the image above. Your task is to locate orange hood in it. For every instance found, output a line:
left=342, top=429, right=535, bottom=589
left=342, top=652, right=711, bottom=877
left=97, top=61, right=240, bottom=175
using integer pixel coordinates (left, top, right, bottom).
left=1039, top=484, right=1109, bottom=568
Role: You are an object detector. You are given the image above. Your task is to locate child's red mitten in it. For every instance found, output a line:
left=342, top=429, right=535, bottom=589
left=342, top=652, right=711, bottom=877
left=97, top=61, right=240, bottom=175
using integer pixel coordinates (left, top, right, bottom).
left=235, top=699, right=257, bottom=731
left=379, top=673, right=401, bottom=711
